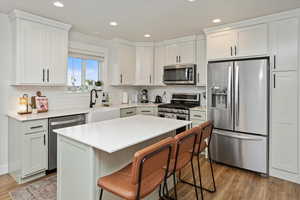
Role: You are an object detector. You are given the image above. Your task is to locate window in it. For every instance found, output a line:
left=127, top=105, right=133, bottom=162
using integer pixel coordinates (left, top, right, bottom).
left=67, top=53, right=103, bottom=90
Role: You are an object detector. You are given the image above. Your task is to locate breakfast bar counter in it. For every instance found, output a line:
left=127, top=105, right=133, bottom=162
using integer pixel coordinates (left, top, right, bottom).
left=55, top=115, right=191, bottom=200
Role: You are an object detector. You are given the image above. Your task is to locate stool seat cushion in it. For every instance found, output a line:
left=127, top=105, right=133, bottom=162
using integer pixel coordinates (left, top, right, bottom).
left=98, top=163, right=165, bottom=200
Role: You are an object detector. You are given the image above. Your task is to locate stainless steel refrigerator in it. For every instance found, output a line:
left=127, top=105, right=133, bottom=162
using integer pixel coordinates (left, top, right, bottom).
left=208, top=58, right=269, bottom=174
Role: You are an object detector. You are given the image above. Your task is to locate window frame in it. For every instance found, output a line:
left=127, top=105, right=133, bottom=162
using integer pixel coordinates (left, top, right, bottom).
left=67, top=53, right=103, bottom=88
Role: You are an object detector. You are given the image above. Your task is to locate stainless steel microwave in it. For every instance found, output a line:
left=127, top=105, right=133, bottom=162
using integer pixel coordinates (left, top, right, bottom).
left=163, top=64, right=196, bottom=85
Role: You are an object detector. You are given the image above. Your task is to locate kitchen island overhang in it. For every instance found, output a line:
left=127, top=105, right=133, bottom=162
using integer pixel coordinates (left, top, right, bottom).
left=55, top=115, right=192, bottom=200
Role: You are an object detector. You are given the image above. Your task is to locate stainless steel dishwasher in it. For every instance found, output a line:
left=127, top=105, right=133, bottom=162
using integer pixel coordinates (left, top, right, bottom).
left=48, top=114, right=86, bottom=172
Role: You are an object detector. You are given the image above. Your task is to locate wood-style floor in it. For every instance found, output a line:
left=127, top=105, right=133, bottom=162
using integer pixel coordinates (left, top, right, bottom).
left=0, top=157, right=300, bottom=200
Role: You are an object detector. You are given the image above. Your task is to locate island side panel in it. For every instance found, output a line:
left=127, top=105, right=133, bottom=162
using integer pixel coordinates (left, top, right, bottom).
left=57, top=135, right=96, bottom=200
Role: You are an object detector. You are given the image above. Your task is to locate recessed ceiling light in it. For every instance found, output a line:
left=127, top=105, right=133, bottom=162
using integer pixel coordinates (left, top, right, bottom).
left=53, top=1, right=64, bottom=8
left=187, top=0, right=196, bottom=2
left=109, top=21, right=118, bottom=26
left=144, top=34, right=151, bottom=38
left=213, top=19, right=221, bottom=23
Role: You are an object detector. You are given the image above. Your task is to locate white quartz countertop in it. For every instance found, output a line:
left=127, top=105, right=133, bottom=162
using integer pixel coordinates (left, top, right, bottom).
left=7, top=103, right=161, bottom=121
left=54, top=115, right=191, bottom=153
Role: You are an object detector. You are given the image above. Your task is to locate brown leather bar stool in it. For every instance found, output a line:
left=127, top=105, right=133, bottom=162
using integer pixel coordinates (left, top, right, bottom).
left=163, top=127, right=200, bottom=200
left=179, top=121, right=216, bottom=199
left=97, top=137, right=174, bottom=200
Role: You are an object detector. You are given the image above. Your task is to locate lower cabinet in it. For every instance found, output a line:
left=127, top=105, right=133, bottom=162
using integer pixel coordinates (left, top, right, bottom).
left=9, top=118, right=48, bottom=184
left=137, top=107, right=156, bottom=116
left=271, top=71, right=299, bottom=176
left=190, top=109, right=207, bottom=127
left=120, top=107, right=137, bottom=118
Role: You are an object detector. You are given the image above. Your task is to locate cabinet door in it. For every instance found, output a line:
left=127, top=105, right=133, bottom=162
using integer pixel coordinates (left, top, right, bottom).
left=178, top=41, right=196, bottom=64
left=207, top=31, right=236, bottom=60
left=23, top=132, right=47, bottom=177
left=196, top=39, right=207, bottom=86
left=135, top=46, right=154, bottom=85
left=154, top=45, right=166, bottom=86
left=19, top=20, right=45, bottom=84
left=236, top=24, right=268, bottom=57
left=121, top=44, right=136, bottom=85
left=48, top=27, right=68, bottom=85
left=165, top=44, right=178, bottom=65
left=271, top=71, right=298, bottom=173
left=270, top=18, right=298, bottom=71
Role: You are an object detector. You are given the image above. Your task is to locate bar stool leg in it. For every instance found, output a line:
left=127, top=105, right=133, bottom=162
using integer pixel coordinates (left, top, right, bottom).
left=173, top=172, right=178, bottom=200
left=99, top=188, right=103, bottom=200
left=208, top=148, right=216, bottom=192
left=191, top=160, right=199, bottom=200
left=196, top=155, right=204, bottom=200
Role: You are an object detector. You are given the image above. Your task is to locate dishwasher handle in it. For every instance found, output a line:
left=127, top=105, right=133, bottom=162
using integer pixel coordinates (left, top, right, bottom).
left=50, top=118, right=85, bottom=126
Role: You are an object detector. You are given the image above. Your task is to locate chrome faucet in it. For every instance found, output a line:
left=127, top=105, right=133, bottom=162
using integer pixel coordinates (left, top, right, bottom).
left=90, top=89, right=100, bottom=108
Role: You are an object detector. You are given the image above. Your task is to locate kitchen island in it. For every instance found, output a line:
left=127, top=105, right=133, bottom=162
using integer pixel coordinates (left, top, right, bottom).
left=55, top=115, right=191, bottom=200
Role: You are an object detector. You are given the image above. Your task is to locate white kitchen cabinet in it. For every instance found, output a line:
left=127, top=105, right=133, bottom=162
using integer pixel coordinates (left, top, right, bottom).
left=9, top=10, right=71, bottom=85
left=206, top=24, right=267, bottom=60
left=137, top=107, right=155, bottom=116
left=207, top=31, right=236, bottom=60
left=135, top=46, right=154, bottom=85
left=111, top=41, right=136, bottom=85
left=9, top=118, right=48, bottom=184
left=120, top=107, right=137, bottom=118
left=23, top=132, right=47, bottom=176
left=271, top=71, right=298, bottom=174
left=165, top=41, right=196, bottom=65
left=196, top=39, right=207, bottom=86
left=270, top=18, right=299, bottom=71
left=235, top=24, right=268, bottom=57
left=154, top=45, right=166, bottom=86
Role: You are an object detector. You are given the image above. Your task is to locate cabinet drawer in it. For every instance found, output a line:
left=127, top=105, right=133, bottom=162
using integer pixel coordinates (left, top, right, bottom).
left=24, top=120, right=48, bottom=134
left=192, top=120, right=205, bottom=127
left=137, top=107, right=154, bottom=115
left=190, top=111, right=206, bottom=121
left=120, top=107, right=137, bottom=118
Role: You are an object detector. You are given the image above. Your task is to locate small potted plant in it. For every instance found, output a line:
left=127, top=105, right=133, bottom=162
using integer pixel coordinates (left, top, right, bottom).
left=95, top=80, right=103, bottom=90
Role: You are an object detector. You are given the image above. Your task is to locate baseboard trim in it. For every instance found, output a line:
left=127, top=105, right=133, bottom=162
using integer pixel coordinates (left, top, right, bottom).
left=0, top=164, right=8, bottom=175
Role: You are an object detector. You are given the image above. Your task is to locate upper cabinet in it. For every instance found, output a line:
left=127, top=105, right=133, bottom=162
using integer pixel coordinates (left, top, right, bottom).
left=196, top=38, right=207, bottom=86
left=10, top=10, right=71, bottom=85
left=135, top=45, right=154, bottom=85
left=111, top=40, right=136, bottom=85
left=206, top=24, right=268, bottom=60
left=270, top=18, right=299, bottom=71
left=165, top=40, right=196, bottom=65
left=154, top=45, right=166, bottom=86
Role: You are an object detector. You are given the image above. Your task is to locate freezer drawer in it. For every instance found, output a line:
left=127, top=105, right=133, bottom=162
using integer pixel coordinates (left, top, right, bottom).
left=210, top=130, right=268, bottom=174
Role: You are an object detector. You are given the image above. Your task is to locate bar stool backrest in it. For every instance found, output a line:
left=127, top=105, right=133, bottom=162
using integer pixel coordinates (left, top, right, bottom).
left=131, top=137, right=174, bottom=186
left=197, top=120, right=214, bottom=153
left=173, top=127, right=199, bottom=171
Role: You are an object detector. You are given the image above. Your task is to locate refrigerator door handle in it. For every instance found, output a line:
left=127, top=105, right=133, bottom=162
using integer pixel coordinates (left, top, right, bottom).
left=228, top=65, right=233, bottom=122
left=235, top=64, right=240, bottom=128
left=214, top=130, right=264, bottom=141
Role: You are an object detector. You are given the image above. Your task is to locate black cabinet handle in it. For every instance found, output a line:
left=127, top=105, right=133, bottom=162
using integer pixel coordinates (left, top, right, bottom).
left=230, top=47, right=233, bottom=56
left=234, top=46, right=237, bottom=56
left=120, top=74, right=123, bottom=84
left=42, top=69, right=45, bottom=82
left=273, top=74, right=276, bottom=88
left=141, top=110, right=151, bottom=113
left=47, top=69, right=49, bottom=82
left=274, top=55, right=276, bottom=69
left=43, top=134, right=46, bottom=146
left=30, top=125, right=43, bottom=130
left=126, top=111, right=134, bottom=114
left=179, top=56, right=181, bottom=63
left=149, top=75, right=152, bottom=84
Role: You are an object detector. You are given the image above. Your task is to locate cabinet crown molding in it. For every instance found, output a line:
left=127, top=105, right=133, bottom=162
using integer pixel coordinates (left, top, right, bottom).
left=204, top=8, right=300, bottom=34
left=163, top=35, right=197, bottom=45
left=9, top=9, right=72, bottom=30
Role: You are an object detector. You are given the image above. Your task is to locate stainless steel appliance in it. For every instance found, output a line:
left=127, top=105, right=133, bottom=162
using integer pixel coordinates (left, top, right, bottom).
left=158, top=93, right=200, bottom=133
left=48, top=114, right=86, bottom=171
left=208, top=58, right=269, bottom=174
left=163, top=64, right=196, bottom=85
left=140, top=89, right=149, bottom=103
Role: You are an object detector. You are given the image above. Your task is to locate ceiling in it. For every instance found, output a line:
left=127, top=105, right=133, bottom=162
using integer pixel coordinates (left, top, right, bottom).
left=1, top=0, right=300, bottom=41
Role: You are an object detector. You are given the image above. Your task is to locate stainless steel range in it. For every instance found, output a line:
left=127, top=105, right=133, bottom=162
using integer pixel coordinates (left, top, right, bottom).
left=158, top=93, right=200, bottom=122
